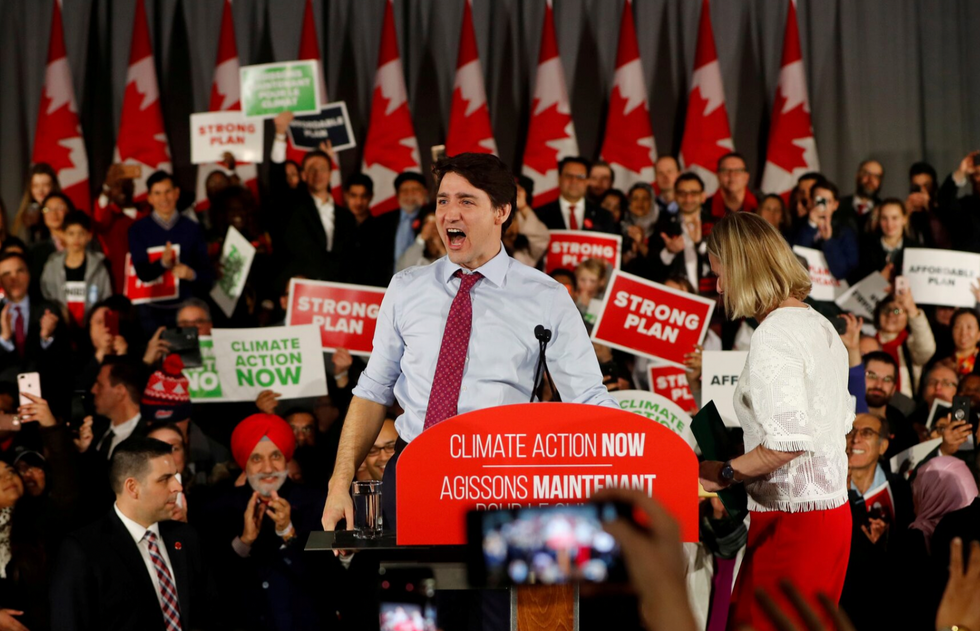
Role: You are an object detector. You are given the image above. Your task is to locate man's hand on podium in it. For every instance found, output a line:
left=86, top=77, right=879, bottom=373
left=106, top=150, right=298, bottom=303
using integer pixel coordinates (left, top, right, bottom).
left=322, top=483, right=354, bottom=555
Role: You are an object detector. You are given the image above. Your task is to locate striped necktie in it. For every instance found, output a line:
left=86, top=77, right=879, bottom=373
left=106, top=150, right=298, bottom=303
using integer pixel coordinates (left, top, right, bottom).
left=143, top=530, right=182, bottom=631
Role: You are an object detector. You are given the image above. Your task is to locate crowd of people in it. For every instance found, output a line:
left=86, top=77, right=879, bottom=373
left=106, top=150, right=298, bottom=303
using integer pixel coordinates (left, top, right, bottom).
left=0, top=102, right=979, bottom=630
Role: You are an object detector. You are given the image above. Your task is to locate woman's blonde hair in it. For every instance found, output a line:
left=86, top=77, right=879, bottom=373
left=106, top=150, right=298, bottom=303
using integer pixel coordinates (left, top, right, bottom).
left=705, top=212, right=811, bottom=320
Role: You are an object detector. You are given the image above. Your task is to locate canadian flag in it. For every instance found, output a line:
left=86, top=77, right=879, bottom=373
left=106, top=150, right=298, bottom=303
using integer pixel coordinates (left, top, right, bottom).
left=286, top=0, right=343, bottom=204
left=760, top=0, right=819, bottom=196
left=445, top=0, right=496, bottom=156
left=113, top=0, right=172, bottom=201
left=679, top=0, right=733, bottom=197
left=600, top=0, right=657, bottom=190
left=521, top=0, right=578, bottom=208
left=194, top=0, right=258, bottom=212
left=362, top=0, right=422, bottom=215
left=32, top=0, right=89, bottom=211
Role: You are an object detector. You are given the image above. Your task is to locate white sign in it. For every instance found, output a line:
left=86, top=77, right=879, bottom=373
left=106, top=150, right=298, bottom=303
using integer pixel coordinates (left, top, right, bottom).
left=835, top=272, right=890, bottom=320
left=210, top=227, right=256, bottom=318
left=211, top=325, right=327, bottom=401
left=609, top=390, right=696, bottom=449
left=190, top=111, right=265, bottom=164
left=793, top=246, right=848, bottom=302
left=889, top=438, right=942, bottom=479
left=702, top=350, right=748, bottom=428
left=903, top=248, right=980, bottom=308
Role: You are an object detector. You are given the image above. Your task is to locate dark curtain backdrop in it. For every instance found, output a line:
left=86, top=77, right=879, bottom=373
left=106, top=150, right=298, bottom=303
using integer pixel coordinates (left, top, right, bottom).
left=2, top=0, right=979, bottom=217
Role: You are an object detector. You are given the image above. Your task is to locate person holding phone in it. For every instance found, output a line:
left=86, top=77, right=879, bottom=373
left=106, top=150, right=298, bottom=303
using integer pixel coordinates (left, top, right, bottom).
left=699, top=212, right=853, bottom=630
left=872, top=288, right=936, bottom=399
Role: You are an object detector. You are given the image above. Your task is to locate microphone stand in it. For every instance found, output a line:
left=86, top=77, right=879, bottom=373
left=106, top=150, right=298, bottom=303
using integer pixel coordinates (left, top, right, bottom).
left=531, top=325, right=562, bottom=403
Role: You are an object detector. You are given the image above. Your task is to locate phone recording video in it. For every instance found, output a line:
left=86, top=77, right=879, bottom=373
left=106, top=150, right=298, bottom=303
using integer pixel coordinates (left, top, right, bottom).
left=378, top=568, right=437, bottom=631
left=162, top=327, right=202, bottom=368
left=467, top=503, right=630, bottom=587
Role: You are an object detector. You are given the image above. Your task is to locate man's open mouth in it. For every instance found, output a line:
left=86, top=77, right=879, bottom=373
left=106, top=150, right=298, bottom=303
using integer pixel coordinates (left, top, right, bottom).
left=447, top=228, right=466, bottom=247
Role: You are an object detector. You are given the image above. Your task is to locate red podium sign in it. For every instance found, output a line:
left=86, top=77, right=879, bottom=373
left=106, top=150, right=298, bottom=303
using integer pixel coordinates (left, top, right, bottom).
left=396, top=403, right=698, bottom=545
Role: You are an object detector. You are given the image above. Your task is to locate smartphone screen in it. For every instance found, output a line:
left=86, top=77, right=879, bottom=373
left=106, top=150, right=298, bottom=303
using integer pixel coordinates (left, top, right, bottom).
left=17, top=372, right=41, bottom=407
left=468, top=503, right=628, bottom=587
left=379, top=568, right=436, bottom=631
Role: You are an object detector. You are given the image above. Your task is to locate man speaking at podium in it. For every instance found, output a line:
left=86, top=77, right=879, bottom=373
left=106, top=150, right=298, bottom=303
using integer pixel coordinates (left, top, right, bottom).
left=322, top=153, right=617, bottom=531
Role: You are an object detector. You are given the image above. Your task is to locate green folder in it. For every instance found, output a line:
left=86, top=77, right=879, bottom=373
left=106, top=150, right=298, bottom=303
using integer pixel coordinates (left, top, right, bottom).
left=691, top=401, right=748, bottom=523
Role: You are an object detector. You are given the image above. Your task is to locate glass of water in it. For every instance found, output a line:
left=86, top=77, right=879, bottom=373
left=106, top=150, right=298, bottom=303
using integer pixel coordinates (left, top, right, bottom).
left=352, top=480, right=383, bottom=539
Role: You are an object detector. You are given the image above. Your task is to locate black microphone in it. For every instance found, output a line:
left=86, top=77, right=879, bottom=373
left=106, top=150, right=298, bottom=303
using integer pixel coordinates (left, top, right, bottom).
left=534, top=325, right=552, bottom=343
left=531, top=325, right=560, bottom=403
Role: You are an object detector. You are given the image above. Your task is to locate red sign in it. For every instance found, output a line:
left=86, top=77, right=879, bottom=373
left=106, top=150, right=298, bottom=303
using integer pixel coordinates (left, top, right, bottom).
left=123, top=245, right=180, bottom=304
left=544, top=230, right=622, bottom=274
left=649, top=364, right=696, bottom=413
left=396, top=403, right=699, bottom=545
left=591, top=270, right=715, bottom=368
left=285, top=279, right=386, bottom=356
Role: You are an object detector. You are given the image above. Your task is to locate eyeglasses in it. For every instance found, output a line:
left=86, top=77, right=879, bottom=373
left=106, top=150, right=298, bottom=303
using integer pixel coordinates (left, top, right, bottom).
left=865, top=371, right=895, bottom=385
left=885, top=307, right=905, bottom=316
left=859, top=170, right=883, bottom=180
left=718, top=168, right=747, bottom=176
left=367, top=444, right=397, bottom=456
left=926, top=379, right=959, bottom=389
left=290, top=425, right=315, bottom=434
left=847, top=428, right=882, bottom=440
left=675, top=189, right=703, bottom=198
left=561, top=173, right=588, bottom=181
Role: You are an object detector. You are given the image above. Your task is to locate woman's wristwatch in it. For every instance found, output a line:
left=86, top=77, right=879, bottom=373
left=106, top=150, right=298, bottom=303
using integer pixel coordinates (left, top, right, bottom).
left=720, top=460, right=741, bottom=485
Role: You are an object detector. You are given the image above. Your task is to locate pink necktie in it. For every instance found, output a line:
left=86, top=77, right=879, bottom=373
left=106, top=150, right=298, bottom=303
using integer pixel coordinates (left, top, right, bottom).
left=568, top=205, right=579, bottom=230
left=424, top=271, right=483, bottom=430
left=143, top=530, right=182, bottom=631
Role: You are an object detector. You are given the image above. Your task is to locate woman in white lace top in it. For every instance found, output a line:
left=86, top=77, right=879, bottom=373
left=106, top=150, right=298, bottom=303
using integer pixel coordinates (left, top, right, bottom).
left=698, top=212, right=853, bottom=630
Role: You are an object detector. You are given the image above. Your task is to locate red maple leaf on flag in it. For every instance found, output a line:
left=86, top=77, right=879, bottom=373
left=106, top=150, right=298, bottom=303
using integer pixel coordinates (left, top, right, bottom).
left=33, top=93, right=79, bottom=174
left=603, top=87, right=653, bottom=174
left=362, top=87, right=419, bottom=174
left=767, top=88, right=811, bottom=175
left=680, top=86, right=731, bottom=171
left=448, top=88, right=494, bottom=154
left=116, top=81, right=170, bottom=168
left=523, top=100, right=572, bottom=175
left=209, top=83, right=239, bottom=113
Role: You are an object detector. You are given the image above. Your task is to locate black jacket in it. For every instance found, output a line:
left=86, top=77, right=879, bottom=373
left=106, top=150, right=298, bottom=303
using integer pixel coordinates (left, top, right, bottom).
left=0, top=296, right=69, bottom=410
left=282, top=195, right=357, bottom=282
left=534, top=200, right=617, bottom=233
left=50, top=509, right=213, bottom=631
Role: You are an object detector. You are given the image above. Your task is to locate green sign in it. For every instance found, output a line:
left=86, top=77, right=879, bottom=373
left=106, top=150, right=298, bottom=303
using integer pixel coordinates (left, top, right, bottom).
left=184, top=338, right=227, bottom=402
left=240, top=60, right=321, bottom=119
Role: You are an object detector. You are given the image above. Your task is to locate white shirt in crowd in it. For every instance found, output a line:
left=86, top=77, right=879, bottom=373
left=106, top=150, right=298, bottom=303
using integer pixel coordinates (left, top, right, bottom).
left=113, top=503, right=175, bottom=612
left=313, top=195, right=335, bottom=251
left=95, top=413, right=142, bottom=458
left=660, top=233, right=707, bottom=292
left=558, top=196, right=585, bottom=230
left=733, top=306, right=852, bottom=513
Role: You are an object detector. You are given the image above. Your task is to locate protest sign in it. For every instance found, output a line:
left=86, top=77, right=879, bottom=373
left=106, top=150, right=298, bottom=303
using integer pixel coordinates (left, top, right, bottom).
left=239, top=60, right=320, bottom=119
left=210, top=227, right=256, bottom=319
left=889, top=438, right=941, bottom=479
left=701, top=350, right=748, bottom=428
left=610, top=390, right=696, bottom=449
left=211, top=325, right=327, bottom=401
left=793, top=246, right=848, bottom=301
left=648, top=363, right=697, bottom=414
left=189, top=111, right=264, bottom=164
left=903, top=248, right=980, bottom=307
left=123, top=245, right=179, bottom=305
left=285, top=279, right=386, bottom=356
left=927, top=399, right=952, bottom=430
left=396, top=403, right=699, bottom=545
left=835, top=272, right=889, bottom=320
left=591, top=270, right=715, bottom=368
left=544, top=230, right=622, bottom=274
left=863, top=482, right=896, bottom=523
left=288, top=102, right=356, bottom=151
left=184, top=337, right=229, bottom=402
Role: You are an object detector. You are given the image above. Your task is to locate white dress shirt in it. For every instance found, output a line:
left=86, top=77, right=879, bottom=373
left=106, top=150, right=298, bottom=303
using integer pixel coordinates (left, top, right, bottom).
left=558, top=196, right=585, bottom=230
left=313, top=195, right=335, bottom=251
left=659, top=231, right=706, bottom=291
left=113, top=503, right=176, bottom=611
left=95, top=413, right=142, bottom=458
left=353, top=245, right=618, bottom=443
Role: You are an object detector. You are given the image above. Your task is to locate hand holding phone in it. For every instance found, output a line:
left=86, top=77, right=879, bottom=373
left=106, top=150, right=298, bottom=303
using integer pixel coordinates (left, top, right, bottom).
left=17, top=373, right=41, bottom=408
left=894, top=275, right=909, bottom=296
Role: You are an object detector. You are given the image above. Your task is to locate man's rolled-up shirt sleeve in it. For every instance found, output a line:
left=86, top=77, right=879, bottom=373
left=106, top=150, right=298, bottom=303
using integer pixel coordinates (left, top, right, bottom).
left=546, top=286, right=619, bottom=409
left=351, top=276, right=405, bottom=407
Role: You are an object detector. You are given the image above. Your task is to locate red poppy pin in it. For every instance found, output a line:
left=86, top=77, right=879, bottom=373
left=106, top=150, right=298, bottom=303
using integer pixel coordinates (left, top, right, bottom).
left=412, top=219, right=421, bottom=231
left=583, top=218, right=593, bottom=229
left=174, top=542, right=182, bottom=551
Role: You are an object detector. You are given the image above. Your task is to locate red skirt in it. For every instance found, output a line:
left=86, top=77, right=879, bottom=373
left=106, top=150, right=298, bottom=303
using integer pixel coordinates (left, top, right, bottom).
left=727, top=504, right=851, bottom=631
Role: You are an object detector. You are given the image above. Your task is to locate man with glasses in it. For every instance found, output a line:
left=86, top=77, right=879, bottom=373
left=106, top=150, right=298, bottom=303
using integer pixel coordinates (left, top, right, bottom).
left=176, top=298, right=212, bottom=337
left=839, top=159, right=884, bottom=229
left=862, top=351, right=917, bottom=458
left=534, top=156, right=616, bottom=233
left=908, top=362, right=960, bottom=441
left=356, top=418, right=398, bottom=482
left=839, top=412, right=913, bottom=631
left=705, top=152, right=757, bottom=219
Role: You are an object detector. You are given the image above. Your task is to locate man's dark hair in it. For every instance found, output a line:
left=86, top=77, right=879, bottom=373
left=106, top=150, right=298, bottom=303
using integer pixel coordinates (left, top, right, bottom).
left=148, top=421, right=186, bottom=443
left=515, top=174, right=535, bottom=202
left=811, top=177, right=839, bottom=202
left=345, top=173, right=374, bottom=196
left=863, top=351, right=898, bottom=375
left=557, top=156, right=591, bottom=175
left=146, top=170, right=176, bottom=192
left=432, top=153, right=517, bottom=231
left=909, top=161, right=937, bottom=183
left=282, top=407, right=315, bottom=420
left=716, top=152, right=747, bottom=172
left=675, top=172, right=705, bottom=191
left=62, top=210, right=92, bottom=232
left=0, top=237, right=27, bottom=254
left=549, top=269, right=577, bottom=290
left=0, top=251, right=29, bottom=271
left=394, top=171, right=427, bottom=192
left=951, top=308, right=980, bottom=332
left=109, top=437, right=174, bottom=494
left=102, top=356, right=147, bottom=405
left=284, top=159, right=300, bottom=172
left=591, top=160, right=615, bottom=183
left=863, top=413, right=891, bottom=441
left=798, top=171, right=823, bottom=183
left=300, top=150, right=331, bottom=171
